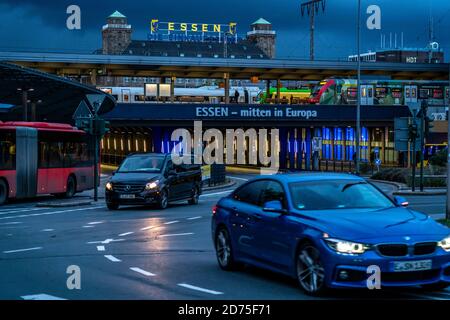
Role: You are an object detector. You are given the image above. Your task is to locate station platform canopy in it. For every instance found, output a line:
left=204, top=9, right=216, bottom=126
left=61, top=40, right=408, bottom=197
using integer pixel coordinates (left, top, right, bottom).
left=0, top=51, right=448, bottom=81
left=0, top=62, right=115, bottom=122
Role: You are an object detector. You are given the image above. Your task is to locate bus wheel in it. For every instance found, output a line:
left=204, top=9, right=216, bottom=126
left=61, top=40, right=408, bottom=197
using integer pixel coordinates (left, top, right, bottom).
left=0, top=180, right=8, bottom=205
left=65, top=176, right=76, bottom=198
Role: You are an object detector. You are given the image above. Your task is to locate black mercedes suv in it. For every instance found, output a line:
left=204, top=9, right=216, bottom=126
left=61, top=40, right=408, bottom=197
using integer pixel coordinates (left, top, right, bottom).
left=105, top=153, right=202, bottom=210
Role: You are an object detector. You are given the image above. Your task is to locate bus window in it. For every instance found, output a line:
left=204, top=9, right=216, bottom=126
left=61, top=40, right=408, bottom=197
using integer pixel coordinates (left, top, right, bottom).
left=0, top=130, right=16, bottom=170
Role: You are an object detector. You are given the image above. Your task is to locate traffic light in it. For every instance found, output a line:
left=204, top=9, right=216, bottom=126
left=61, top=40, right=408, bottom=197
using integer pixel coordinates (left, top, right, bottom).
left=424, top=116, right=434, bottom=138
left=408, top=122, right=418, bottom=142
left=92, top=118, right=110, bottom=136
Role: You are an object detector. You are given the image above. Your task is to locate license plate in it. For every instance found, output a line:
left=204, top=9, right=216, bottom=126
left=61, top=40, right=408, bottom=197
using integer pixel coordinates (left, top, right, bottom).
left=393, top=260, right=432, bottom=272
left=120, top=194, right=136, bottom=199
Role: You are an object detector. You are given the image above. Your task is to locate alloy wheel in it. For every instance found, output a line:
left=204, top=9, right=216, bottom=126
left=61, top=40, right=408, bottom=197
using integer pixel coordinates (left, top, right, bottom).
left=216, top=230, right=231, bottom=267
left=296, top=245, right=325, bottom=294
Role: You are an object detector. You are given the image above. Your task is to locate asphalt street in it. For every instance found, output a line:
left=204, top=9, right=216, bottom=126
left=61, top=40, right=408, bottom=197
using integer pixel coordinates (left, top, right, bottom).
left=0, top=173, right=448, bottom=300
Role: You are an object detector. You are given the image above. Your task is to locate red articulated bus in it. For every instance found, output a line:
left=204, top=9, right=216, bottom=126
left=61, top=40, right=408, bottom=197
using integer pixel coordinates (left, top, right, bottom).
left=0, top=121, right=95, bottom=205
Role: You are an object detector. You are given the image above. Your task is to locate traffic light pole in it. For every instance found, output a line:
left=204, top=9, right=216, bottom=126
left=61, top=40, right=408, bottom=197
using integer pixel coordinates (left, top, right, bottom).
left=93, top=129, right=99, bottom=202
left=411, top=115, right=417, bottom=192
left=419, top=103, right=426, bottom=192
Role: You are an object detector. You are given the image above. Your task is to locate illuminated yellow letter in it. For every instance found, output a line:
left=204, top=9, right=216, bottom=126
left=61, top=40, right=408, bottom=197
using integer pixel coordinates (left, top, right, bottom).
left=168, top=22, right=175, bottom=31
left=202, top=24, right=208, bottom=32
left=181, top=23, right=187, bottom=31
left=213, top=24, right=221, bottom=33
left=191, top=23, right=198, bottom=32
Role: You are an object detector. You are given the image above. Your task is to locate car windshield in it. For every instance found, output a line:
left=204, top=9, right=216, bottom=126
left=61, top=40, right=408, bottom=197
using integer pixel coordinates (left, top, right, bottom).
left=289, top=179, right=395, bottom=211
left=118, top=155, right=165, bottom=173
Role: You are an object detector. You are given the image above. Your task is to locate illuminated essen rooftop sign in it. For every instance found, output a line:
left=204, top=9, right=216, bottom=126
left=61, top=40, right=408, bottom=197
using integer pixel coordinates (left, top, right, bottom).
left=150, top=19, right=237, bottom=35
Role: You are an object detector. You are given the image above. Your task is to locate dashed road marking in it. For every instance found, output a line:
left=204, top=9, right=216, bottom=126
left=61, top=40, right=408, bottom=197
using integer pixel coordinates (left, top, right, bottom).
left=41, top=229, right=54, bottom=232
left=21, top=293, right=66, bottom=300
left=164, top=221, right=179, bottom=225
left=200, top=191, right=232, bottom=197
left=187, top=216, right=201, bottom=220
left=0, top=206, right=104, bottom=221
left=83, top=225, right=94, bottom=228
left=177, top=283, right=223, bottom=295
left=227, top=176, right=249, bottom=181
left=140, top=226, right=154, bottom=231
left=88, top=221, right=104, bottom=225
left=118, top=232, right=134, bottom=237
left=0, top=222, right=23, bottom=225
left=104, top=255, right=121, bottom=262
left=87, top=238, right=125, bottom=245
left=3, top=247, right=43, bottom=254
left=0, top=207, right=47, bottom=216
left=97, top=246, right=105, bottom=252
left=160, top=233, right=194, bottom=238
left=130, top=267, right=156, bottom=277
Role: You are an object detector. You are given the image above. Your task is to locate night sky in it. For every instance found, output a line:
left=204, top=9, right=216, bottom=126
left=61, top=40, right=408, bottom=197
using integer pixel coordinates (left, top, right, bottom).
left=0, top=0, right=449, bottom=61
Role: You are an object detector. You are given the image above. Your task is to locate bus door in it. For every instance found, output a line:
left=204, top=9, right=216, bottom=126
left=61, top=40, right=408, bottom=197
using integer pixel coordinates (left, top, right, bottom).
left=15, top=127, right=38, bottom=199
left=121, top=89, right=131, bottom=103
left=361, top=85, right=374, bottom=105
left=405, top=85, right=418, bottom=104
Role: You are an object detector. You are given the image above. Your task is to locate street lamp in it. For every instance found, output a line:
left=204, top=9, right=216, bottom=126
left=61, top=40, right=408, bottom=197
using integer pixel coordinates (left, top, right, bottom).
left=355, top=0, right=362, bottom=175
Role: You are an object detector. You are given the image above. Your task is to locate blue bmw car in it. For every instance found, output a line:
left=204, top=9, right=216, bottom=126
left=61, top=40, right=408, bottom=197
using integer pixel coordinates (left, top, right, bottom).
left=211, top=173, right=450, bottom=295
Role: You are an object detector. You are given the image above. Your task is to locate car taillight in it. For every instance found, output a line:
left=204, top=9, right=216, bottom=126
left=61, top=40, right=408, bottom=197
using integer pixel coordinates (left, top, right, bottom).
left=212, top=205, right=218, bottom=216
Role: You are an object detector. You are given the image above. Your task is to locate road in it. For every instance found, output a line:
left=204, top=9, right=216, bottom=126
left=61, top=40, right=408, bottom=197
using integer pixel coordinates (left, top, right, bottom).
left=0, top=174, right=448, bottom=300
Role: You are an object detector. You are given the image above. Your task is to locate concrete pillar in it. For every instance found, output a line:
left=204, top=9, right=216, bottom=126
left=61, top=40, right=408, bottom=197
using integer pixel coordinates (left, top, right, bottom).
left=170, top=77, right=175, bottom=103
left=276, top=78, right=281, bottom=104
left=31, top=101, right=37, bottom=122
left=224, top=73, right=230, bottom=104
left=22, top=90, right=28, bottom=122
left=90, top=70, right=97, bottom=86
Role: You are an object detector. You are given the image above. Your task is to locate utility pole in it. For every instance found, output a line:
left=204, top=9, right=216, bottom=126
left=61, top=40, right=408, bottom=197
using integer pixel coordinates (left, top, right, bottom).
left=447, top=62, right=450, bottom=220
left=301, top=0, right=326, bottom=61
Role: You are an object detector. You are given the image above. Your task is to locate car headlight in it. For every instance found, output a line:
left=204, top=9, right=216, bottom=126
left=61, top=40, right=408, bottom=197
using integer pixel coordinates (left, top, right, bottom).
left=145, top=181, right=159, bottom=190
left=438, top=235, right=450, bottom=252
left=105, top=182, right=113, bottom=191
left=325, top=238, right=370, bottom=254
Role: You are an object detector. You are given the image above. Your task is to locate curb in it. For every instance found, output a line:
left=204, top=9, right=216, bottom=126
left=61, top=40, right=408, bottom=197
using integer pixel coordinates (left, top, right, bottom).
left=36, top=200, right=93, bottom=208
left=203, top=180, right=237, bottom=192
left=393, top=190, right=447, bottom=196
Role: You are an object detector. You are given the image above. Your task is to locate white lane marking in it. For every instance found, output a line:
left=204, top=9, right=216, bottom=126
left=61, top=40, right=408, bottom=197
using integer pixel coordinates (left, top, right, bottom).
left=21, top=294, right=66, bottom=300
left=200, top=191, right=232, bottom=197
left=41, top=229, right=54, bottom=232
left=140, top=226, right=154, bottom=231
left=160, top=233, right=194, bottom=238
left=88, top=221, right=104, bottom=225
left=164, top=220, right=179, bottom=225
left=0, top=222, right=23, bottom=225
left=0, top=207, right=47, bottom=216
left=187, top=216, right=201, bottom=220
left=3, top=247, right=43, bottom=254
left=130, top=267, right=156, bottom=277
left=97, top=246, right=105, bottom=252
left=82, top=225, right=94, bottom=228
left=227, top=176, right=249, bottom=181
left=0, top=206, right=104, bottom=221
left=177, top=283, right=223, bottom=295
left=104, top=255, right=121, bottom=262
left=87, top=238, right=125, bottom=245
left=118, top=232, right=134, bottom=237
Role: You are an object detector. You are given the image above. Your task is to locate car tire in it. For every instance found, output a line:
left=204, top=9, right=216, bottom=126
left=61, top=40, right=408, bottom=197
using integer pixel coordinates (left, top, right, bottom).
left=421, top=282, right=450, bottom=292
left=158, top=189, right=169, bottom=210
left=107, top=202, right=119, bottom=210
left=0, top=180, right=8, bottom=206
left=296, top=242, right=327, bottom=296
left=188, top=186, right=199, bottom=205
left=215, top=228, right=238, bottom=271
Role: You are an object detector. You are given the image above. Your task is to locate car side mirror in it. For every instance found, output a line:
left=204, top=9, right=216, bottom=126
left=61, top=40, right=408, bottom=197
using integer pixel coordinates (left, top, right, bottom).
left=263, top=200, right=287, bottom=214
left=111, top=170, right=117, bottom=176
left=394, top=196, right=409, bottom=207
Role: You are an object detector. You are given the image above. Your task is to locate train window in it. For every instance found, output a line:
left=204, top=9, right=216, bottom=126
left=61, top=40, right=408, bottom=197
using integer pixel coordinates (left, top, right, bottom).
left=391, top=88, right=402, bottom=98
left=433, top=89, right=443, bottom=99
left=419, top=89, right=430, bottom=99
left=0, top=130, right=16, bottom=170
left=347, top=88, right=357, bottom=98
left=375, top=87, right=387, bottom=98
left=123, top=95, right=129, bottom=102
left=411, top=88, right=417, bottom=98
left=368, top=87, right=373, bottom=98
